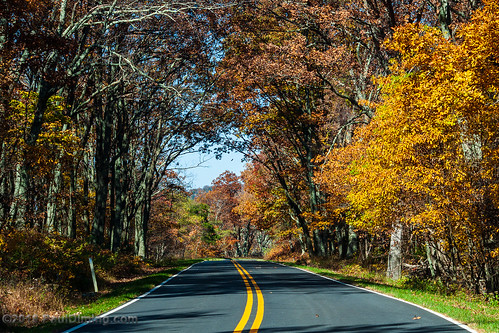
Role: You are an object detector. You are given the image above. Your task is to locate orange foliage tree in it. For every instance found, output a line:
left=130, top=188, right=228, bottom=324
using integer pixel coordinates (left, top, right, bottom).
left=198, top=171, right=252, bottom=257
left=1, top=0, right=226, bottom=258
left=236, top=161, right=297, bottom=257
left=214, top=0, right=480, bottom=258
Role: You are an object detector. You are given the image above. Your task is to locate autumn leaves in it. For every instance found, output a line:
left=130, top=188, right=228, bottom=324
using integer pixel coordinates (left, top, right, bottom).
left=323, top=1, right=499, bottom=292
left=218, top=0, right=499, bottom=293
left=1, top=0, right=498, bottom=296
left=1, top=1, right=222, bottom=255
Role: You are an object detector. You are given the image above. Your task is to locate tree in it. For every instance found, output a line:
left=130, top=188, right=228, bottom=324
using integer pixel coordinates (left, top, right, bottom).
left=347, top=0, right=499, bottom=290
left=1, top=0, right=230, bottom=258
left=236, top=161, right=291, bottom=255
left=147, top=173, right=187, bottom=260
left=215, top=0, right=443, bottom=257
left=198, top=171, right=248, bottom=256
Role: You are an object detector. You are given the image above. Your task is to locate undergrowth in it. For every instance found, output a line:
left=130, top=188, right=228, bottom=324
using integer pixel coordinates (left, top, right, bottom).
left=0, top=229, right=150, bottom=331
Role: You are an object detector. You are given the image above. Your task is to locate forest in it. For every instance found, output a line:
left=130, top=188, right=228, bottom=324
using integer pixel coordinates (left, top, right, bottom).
left=1, top=0, right=498, bottom=315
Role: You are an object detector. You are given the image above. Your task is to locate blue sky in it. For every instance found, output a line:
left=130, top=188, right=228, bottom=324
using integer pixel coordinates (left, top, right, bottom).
left=175, top=150, right=247, bottom=189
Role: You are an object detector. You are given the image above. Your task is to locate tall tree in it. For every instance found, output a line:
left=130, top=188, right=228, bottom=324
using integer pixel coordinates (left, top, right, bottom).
left=1, top=0, right=229, bottom=257
left=347, top=0, right=499, bottom=290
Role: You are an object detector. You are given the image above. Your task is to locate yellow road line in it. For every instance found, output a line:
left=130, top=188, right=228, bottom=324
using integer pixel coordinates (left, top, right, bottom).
left=236, top=263, right=264, bottom=333
left=233, top=261, right=253, bottom=332
left=232, top=261, right=264, bottom=333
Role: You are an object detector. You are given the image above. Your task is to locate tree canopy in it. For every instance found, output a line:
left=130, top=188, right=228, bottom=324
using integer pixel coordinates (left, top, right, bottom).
left=1, top=0, right=498, bottom=294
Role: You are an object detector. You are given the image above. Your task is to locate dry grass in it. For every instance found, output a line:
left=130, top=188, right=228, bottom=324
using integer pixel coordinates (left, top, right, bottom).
left=0, top=277, right=67, bottom=328
left=0, top=262, right=169, bottom=331
left=263, top=241, right=306, bottom=262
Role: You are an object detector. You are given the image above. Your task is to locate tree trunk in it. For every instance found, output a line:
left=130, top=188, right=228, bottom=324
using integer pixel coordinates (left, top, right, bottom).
left=313, top=229, right=328, bottom=257
left=82, top=154, right=91, bottom=235
left=46, top=125, right=69, bottom=233
left=134, top=203, right=147, bottom=258
left=336, top=223, right=349, bottom=259
left=134, top=192, right=151, bottom=258
left=134, top=166, right=153, bottom=258
left=426, top=240, right=438, bottom=278
left=275, top=170, right=314, bottom=254
left=0, top=142, right=10, bottom=221
left=8, top=162, right=28, bottom=227
left=45, top=161, right=62, bottom=233
left=91, top=91, right=112, bottom=245
left=387, top=223, right=403, bottom=280
left=111, top=104, right=128, bottom=252
left=347, top=225, right=359, bottom=258
left=438, top=0, right=452, bottom=39
left=67, top=164, right=77, bottom=238
left=242, top=221, right=254, bottom=256
left=111, top=154, right=125, bottom=252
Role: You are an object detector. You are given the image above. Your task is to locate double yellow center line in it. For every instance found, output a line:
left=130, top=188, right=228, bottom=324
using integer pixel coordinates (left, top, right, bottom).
left=232, top=261, right=264, bottom=333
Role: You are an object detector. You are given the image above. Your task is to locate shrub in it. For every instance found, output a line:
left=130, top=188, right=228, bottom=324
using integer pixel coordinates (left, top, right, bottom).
left=0, top=229, right=143, bottom=292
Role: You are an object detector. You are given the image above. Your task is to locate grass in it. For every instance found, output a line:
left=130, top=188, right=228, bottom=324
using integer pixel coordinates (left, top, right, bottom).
left=285, top=262, right=499, bottom=333
left=5, top=258, right=203, bottom=333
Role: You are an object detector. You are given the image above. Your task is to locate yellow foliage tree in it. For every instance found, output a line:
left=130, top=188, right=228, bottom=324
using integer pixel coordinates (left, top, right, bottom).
left=345, top=0, right=499, bottom=292
left=8, top=91, right=78, bottom=167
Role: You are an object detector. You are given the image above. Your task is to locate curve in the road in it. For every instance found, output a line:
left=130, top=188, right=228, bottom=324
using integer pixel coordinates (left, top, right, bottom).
left=232, top=260, right=264, bottom=333
left=232, top=260, right=254, bottom=331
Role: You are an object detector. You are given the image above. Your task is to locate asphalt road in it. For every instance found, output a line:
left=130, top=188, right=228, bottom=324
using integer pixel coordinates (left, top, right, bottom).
left=65, top=259, right=475, bottom=333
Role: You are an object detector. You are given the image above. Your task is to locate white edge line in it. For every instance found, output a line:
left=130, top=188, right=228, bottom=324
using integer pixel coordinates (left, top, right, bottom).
left=277, top=263, right=477, bottom=333
left=62, top=261, right=202, bottom=333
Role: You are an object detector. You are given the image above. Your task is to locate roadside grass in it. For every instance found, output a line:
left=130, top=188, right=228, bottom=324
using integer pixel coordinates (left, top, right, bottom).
left=68, top=259, right=203, bottom=317
left=8, top=259, right=203, bottom=333
left=285, top=262, right=499, bottom=333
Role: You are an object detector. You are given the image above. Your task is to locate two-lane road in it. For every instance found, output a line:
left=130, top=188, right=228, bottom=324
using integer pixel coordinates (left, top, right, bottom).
left=65, top=260, right=475, bottom=332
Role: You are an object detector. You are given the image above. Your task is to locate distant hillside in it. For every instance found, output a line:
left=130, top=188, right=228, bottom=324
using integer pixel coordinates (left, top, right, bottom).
left=190, top=185, right=212, bottom=198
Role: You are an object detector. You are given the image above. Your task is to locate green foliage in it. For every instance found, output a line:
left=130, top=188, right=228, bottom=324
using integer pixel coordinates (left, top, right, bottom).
left=399, top=277, right=459, bottom=296
left=180, top=200, right=209, bottom=226
left=201, top=222, right=219, bottom=244
left=486, top=292, right=499, bottom=307
left=187, top=202, right=210, bottom=220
